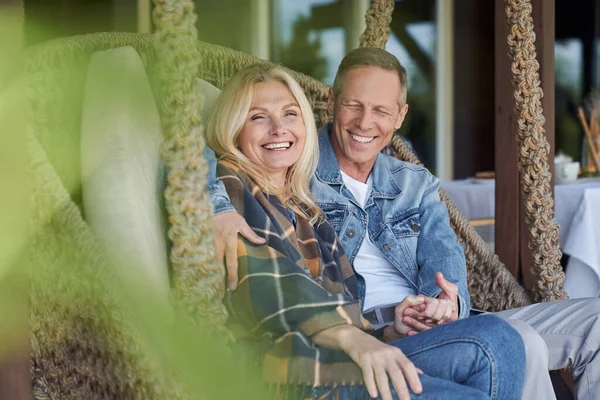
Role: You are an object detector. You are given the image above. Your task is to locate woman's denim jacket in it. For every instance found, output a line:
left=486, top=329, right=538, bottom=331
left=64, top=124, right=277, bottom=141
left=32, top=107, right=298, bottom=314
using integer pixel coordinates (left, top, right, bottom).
left=205, top=124, right=470, bottom=319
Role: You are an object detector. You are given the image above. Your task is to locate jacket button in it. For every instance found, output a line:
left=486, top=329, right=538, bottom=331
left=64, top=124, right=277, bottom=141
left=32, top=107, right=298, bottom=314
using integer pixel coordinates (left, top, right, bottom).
left=346, top=229, right=356, bottom=238
left=410, top=220, right=421, bottom=233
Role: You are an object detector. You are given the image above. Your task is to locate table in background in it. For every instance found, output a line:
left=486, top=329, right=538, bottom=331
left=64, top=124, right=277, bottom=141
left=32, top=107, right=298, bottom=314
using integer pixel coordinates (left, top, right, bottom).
left=441, top=178, right=600, bottom=298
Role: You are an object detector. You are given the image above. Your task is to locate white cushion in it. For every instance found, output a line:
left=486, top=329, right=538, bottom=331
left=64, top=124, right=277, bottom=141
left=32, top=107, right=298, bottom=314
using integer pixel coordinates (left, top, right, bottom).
left=196, top=77, right=221, bottom=124
left=81, top=46, right=169, bottom=299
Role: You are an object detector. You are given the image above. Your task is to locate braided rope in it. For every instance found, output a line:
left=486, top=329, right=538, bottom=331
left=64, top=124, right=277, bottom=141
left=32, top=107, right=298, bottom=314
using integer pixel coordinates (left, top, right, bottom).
left=152, top=1, right=229, bottom=334
left=358, top=0, right=395, bottom=49
left=505, top=0, right=567, bottom=302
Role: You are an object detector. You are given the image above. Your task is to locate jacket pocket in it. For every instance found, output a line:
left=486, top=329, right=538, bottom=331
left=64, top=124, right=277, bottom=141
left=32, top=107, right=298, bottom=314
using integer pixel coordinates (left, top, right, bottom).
left=320, top=204, right=349, bottom=237
left=388, top=209, right=421, bottom=238
left=387, top=210, right=421, bottom=271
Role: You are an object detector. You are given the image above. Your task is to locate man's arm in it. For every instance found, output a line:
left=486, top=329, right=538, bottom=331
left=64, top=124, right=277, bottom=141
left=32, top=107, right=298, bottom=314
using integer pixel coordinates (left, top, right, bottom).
left=203, top=146, right=265, bottom=290
left=204, top=145, right=235, bottom=215
left=416, top=175, right=470, bottom=319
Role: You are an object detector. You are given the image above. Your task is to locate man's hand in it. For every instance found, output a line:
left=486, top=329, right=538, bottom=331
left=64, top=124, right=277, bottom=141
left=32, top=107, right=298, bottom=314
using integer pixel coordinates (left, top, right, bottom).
left=401, top=273, right=459, bottom=335
left=401, top=297, right=454, bottom=335
left=435, top=272, right=459, bottom=322
left=381, top=295, right=427, bottom=340
left=212, top=211, right=265, bottom=291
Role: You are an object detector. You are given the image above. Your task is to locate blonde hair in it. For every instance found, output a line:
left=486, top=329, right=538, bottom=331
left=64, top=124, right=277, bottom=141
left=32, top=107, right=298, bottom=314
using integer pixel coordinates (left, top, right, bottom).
left=207, top=64, right=321, bottom=224
left=333, top=47, right=408, bottom=107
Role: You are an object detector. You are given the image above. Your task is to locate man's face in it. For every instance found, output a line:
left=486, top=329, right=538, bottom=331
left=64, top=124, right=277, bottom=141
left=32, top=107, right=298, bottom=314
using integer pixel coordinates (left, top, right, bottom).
left=328, top=66, right=408, bottom=170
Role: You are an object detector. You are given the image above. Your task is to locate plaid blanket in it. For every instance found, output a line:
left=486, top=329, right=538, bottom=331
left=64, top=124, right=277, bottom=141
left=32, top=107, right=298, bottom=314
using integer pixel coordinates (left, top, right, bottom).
left=218, top=160, right=372, bottom=387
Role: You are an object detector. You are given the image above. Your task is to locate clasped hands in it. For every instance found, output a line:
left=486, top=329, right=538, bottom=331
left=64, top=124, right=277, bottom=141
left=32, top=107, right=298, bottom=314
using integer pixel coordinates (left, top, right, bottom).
left=383, top=273, right=459, bottom=342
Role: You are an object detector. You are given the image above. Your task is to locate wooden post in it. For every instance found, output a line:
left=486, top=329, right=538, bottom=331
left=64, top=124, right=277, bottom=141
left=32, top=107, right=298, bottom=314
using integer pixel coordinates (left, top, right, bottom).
left=494, top=0, right=521, bottom=279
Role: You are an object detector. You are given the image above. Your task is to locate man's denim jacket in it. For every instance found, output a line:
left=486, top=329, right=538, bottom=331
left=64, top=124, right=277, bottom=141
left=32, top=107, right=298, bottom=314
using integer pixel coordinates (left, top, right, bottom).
left=206, top=124, right=470, bottom=319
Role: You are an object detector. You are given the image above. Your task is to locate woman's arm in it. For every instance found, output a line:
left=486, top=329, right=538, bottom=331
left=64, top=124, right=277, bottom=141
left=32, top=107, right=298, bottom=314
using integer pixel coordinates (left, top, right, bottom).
left=312, top=325, right=422, bottom=400
left=229, top=237, right=366, bottom=338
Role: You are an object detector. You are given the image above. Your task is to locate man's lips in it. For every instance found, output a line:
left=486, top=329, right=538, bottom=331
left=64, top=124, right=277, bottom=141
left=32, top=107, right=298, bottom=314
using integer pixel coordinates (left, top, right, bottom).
left=348, top=131, right=375, bottom=144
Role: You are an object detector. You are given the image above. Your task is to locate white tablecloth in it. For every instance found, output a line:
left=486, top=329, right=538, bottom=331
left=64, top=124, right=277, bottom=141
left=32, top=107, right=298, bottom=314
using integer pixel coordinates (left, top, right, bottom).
left=441, top=178, right=600, bottom=298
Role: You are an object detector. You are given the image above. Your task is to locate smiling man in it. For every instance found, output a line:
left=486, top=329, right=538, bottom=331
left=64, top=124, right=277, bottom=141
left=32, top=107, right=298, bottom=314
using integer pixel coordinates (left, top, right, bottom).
left=329, top=64, right=407, bottom=181
left=208, top=47, right=600, bottom=400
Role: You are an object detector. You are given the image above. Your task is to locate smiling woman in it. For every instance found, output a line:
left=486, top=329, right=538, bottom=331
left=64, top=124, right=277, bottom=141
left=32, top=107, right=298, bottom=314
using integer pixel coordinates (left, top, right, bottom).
left=238, top=80, right=306, bottom=189
left=206, top=63, right=321, bottom=223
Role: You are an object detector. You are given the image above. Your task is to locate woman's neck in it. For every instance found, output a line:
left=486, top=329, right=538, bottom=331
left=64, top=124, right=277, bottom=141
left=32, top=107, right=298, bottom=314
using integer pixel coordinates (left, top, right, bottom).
left=269, top=171, right=287, bottom=194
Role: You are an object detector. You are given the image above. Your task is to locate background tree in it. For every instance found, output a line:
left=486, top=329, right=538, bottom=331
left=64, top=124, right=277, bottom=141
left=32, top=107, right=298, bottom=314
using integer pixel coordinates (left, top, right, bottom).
left=279, top=15, right=327, bottom=82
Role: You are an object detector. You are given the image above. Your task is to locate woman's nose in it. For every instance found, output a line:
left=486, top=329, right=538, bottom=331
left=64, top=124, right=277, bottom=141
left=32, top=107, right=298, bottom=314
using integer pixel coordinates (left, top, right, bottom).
left=269, top=118, right=285, bottom=135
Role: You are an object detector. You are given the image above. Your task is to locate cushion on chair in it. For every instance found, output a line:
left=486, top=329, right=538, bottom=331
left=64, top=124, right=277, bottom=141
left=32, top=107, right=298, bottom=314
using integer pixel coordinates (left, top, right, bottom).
left=196, top=77, right=221, bottom=124
left=81, top=46, right=170, bottom=298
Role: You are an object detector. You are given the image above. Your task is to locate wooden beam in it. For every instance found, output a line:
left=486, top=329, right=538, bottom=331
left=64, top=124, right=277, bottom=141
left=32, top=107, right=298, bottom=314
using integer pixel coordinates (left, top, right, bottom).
left=494, top=0, right=520, bottom=279
left=520, top=0, right=555, bottom=292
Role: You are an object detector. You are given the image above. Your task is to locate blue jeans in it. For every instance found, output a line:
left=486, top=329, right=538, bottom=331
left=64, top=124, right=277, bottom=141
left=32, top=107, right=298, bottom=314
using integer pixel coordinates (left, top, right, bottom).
left=309, top=314, right=525, bottom=399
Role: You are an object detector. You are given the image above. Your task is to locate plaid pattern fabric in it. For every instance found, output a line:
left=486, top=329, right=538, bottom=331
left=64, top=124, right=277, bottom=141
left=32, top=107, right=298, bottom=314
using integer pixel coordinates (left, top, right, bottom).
left=218, top=160, right=372, bottom=387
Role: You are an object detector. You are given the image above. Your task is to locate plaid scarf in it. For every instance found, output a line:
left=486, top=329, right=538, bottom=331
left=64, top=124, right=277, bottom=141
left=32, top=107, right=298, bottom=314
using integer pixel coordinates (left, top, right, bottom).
left=218, top=160, right=372, bottom=388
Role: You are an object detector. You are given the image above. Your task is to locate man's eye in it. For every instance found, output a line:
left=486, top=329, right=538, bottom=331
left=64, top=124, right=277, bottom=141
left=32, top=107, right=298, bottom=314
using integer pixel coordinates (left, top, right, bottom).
left=375, top=109, right=389, bottom=115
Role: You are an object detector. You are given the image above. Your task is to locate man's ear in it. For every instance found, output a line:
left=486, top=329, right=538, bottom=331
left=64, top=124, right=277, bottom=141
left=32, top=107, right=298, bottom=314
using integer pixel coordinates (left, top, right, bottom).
left=327, top=88, right=335, bottom=114
left=395, top=104, right=409, bottom=130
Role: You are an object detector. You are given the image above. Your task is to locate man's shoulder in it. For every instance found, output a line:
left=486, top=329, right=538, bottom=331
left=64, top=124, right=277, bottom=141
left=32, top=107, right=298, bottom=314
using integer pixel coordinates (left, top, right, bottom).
left=377, top=153, right=437, bottom=187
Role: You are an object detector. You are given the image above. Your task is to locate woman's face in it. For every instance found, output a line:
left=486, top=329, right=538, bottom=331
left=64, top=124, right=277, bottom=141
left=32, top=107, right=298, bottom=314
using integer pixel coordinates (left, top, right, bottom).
left=238, top=80, right=306, bottom=184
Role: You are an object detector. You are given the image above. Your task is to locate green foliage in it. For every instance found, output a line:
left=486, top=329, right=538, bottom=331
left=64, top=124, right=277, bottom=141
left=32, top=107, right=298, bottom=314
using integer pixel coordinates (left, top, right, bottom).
left=279, top=15, right=327, bottom=82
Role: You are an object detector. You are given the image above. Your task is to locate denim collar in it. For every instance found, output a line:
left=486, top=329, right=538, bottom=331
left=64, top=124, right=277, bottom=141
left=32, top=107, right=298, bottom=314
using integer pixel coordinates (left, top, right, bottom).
left=315, top=123, right=402, bottom=199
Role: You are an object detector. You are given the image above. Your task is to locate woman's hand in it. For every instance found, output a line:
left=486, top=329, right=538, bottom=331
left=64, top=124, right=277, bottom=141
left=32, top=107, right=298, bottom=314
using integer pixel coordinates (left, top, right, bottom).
left=312, top=325, right=422, bottom=400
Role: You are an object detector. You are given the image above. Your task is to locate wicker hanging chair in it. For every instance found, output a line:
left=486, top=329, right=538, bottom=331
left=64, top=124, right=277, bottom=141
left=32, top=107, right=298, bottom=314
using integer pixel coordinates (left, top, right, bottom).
left=24, top=0, right=568, bottom=398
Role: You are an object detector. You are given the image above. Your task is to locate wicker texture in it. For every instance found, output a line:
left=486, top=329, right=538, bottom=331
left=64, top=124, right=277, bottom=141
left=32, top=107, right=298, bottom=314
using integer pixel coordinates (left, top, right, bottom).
left=27, top=134, right=180, bottom=399
left=505, top=0, right=568, bottom=302
left=25, top=33, right=162, bottom=399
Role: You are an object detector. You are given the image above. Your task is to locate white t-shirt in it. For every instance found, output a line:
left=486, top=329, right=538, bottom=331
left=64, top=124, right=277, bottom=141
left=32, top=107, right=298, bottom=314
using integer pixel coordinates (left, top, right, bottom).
left=340, top=170, right=417, bottom=311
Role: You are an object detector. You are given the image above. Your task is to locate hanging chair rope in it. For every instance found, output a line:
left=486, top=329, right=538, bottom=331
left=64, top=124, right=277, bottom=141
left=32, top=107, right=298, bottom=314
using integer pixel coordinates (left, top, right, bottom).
left=505, top=0, right=567, bottom=302
left=358, top=0, right=395, bottom=49
left=152, top=0, right=230, bottom=334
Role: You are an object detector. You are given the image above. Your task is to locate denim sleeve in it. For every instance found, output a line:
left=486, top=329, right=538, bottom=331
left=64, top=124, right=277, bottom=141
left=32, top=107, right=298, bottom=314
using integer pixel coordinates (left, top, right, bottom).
left=416, top=176, right=471, bottom=319
left=203, top=145, right=236, bottom=216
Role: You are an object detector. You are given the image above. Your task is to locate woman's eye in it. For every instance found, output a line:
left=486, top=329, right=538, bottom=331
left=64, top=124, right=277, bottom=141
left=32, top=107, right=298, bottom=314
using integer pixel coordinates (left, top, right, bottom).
left=250, top=114, right=265, bottom=121
left=284, top=111, right=297, bottom=117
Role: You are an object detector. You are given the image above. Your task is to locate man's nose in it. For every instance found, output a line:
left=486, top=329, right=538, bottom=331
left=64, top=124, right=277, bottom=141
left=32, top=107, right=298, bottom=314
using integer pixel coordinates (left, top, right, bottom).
left=356, top=109, right=373, bottom=131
